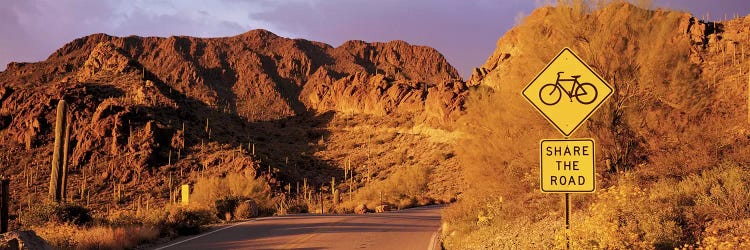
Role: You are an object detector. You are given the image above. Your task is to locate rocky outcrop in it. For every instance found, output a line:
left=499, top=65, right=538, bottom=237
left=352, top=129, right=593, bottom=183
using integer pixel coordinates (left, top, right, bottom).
left=679, top=14, right=711, bottom=47
left=354, top=204, right=368, bottom=214
left=77, top=41, right=137, bottom=82
left=0, top=231, right=53, bottom=250
left=302, top=72, right=431, bottom=115
left=375, top=204, right=390, bottom=213
left=677, top=14, right=718, bottom=64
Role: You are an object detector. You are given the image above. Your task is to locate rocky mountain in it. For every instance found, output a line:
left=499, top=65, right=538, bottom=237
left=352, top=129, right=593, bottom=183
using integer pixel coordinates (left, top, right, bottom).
left=0, top=29, right=467, bottom=212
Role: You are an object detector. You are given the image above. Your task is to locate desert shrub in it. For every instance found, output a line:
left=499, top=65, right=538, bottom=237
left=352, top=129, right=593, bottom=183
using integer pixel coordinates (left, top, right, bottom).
left=135, top=204, right=215, bottom=237
left=681, top=164, right=750, bottom=221
left=106, top=210, right=140, bottom=227
left=54, top=203, right=92, bottom=226
left=234, top=200, right=259, bottom=219
left=192, top=172, right=273, bottom=218
left=391, top=165, right=431, bottom=198
left=573, top=177, right=686, bottom=249
left=349, top=165, right=431, bottom=209
left=397, top=197, right=417, bottom=210
left=192, top=172, right=272, bottom=206
left=286, top=198, right=309, bottom=214
left=570, top=165, right=750, bottom=249
left=215, top=196, right=240, bottom=220
left=22, top=202, right=92, bottom=227
left=273, top=197, right=308, bottom=215
left=417, top=196, right=434, bottom=206
left=443, top=85, right=551, bottom=243
left=690, top=219, right=750, bottom=249
left=142, top=208, right=168, bottom=228
left=21, top=203, right=57, bottom=227
left=163, top=206, right=215, bottom=236
left=332, top=202, right=354, bottom=214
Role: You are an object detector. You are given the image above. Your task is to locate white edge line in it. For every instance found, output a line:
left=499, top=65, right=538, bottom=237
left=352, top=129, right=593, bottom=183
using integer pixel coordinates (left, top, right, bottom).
left=153, top=219, right=255, bottom=250
left=428, top=228, right=441, bottom=250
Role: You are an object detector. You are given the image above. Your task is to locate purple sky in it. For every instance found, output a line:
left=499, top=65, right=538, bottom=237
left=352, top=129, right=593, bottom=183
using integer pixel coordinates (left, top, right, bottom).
left=1, top=0, right=749, bottom=79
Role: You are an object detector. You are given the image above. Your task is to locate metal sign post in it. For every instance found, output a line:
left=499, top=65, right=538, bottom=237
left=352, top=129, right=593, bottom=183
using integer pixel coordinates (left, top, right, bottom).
left=565, top=192, right=570, bottom=248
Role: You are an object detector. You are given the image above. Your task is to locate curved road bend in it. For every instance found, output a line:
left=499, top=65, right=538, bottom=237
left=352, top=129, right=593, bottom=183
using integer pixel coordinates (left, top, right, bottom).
left=151, top=205, right=443, bottom=250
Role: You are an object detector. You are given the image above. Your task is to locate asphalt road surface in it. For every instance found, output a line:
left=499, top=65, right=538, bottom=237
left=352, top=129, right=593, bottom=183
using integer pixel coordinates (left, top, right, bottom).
left=152, top=205, right=443, bottom=250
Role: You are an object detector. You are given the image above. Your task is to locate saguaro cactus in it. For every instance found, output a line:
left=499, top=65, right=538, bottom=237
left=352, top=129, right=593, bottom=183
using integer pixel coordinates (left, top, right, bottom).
left=303, top=178, right=308, bottom=201
left=331, top=177, right=339, bottom=206
left=61, top=120, right=70, bottom=201
left=48, top=100, right=69, bottom=203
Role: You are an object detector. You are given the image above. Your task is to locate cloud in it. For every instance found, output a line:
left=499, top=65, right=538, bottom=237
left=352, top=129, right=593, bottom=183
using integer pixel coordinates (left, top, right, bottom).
left=0, top=0, right=112, bottom=69
left=0, top=0, right=298, bottom=71
left=252, top=0, right=538, bottom=79
left=654, top=0, right=750, bottom=21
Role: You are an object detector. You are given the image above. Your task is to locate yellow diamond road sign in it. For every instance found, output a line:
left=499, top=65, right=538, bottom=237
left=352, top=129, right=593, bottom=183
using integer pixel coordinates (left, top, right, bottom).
left=540, top=139, right=595, bottom=193
left=522, top=48, right=613, bottom=137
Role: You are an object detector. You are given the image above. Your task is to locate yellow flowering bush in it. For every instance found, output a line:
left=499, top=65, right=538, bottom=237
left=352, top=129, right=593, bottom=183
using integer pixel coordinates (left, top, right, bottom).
left=571, top=177, right=684, bottom=249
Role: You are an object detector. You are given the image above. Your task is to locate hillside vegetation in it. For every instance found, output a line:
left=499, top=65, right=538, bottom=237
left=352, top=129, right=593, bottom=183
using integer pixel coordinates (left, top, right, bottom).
left=444, top=1, right=750, bottom=249
left=0, top=28, right=465, bottom=247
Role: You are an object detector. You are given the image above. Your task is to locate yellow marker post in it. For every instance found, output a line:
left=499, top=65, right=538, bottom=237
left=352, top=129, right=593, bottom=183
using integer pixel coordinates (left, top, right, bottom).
left=181, top=184, right=190, bottom=205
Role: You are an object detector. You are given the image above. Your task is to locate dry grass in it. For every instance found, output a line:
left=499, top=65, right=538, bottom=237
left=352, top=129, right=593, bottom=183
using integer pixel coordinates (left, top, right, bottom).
left=34, top=224, right=159, bottom=250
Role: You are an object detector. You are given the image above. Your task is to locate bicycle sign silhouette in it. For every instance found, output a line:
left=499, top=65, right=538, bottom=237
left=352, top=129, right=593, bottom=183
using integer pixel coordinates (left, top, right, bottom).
left=539, top=72, right=598, bottom=105
left=521, top=47, right=613, bottom=137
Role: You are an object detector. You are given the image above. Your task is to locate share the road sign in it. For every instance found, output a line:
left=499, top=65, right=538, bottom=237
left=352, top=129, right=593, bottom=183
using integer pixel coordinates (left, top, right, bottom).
left=522, top=48, right=613, bottom=137
left=540, top=139, right=595, bottom=193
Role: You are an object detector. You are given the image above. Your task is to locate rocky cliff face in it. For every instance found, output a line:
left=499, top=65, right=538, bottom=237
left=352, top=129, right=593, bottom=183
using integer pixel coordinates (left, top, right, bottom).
left=0, top=29, right=464, bottom=149
left=4, top=29, right=462, bottom=120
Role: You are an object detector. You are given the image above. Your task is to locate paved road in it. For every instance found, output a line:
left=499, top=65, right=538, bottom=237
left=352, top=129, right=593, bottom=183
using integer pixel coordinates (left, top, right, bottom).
left=152, top=205, right=443, bottom=250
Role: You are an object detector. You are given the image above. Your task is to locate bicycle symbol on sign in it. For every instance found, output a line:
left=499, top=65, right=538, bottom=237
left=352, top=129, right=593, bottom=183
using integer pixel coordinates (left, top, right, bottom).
left=539, top=72, right=598, bottom=105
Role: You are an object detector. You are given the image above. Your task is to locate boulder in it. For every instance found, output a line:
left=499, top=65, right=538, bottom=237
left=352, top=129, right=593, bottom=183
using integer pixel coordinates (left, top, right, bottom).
left=354, top=204, right=368, bottom=214
left=235, top=200, right=259, bottom=219
left=375, top=204, right=390, bottom=213
left=0, top=231, right=53, bottom=250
